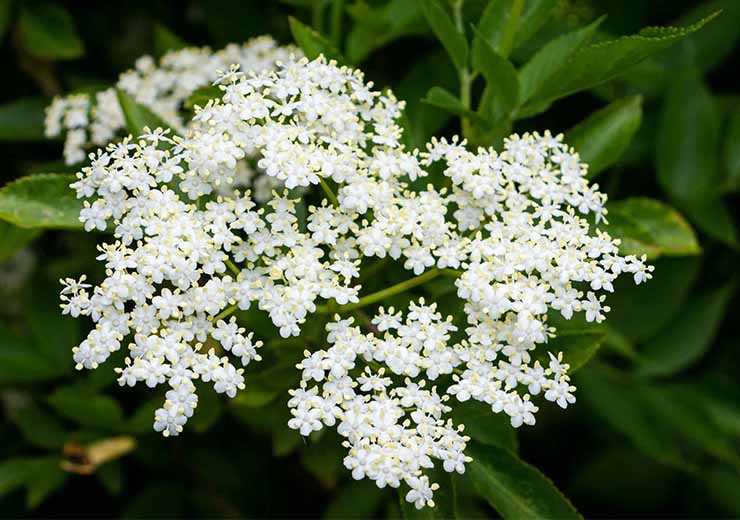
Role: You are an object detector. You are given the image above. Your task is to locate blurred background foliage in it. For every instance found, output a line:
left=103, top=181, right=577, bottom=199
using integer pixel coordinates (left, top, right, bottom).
left=1, top=0, right=740, bottom=517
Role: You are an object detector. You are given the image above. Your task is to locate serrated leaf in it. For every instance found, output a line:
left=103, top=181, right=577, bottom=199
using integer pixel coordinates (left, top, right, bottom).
left=520, top=13, right=717, bottom=112
left=568, top=95, right=642, bottom=177
left=636, top=281, right=736, bottom=378
left=418, top=0, right=467, bottom=72
left=472, top=30, right=519, bottom=121
left=604, top=197, right=700, bottom=259
left=467, top=441, right=580, bottom=520
left=474, top=0, right=558, bottom=59
left=518, top=17, right=602, bottom=104
left=17, top=1, right=84, bottom=60
left=0, top=97, right=48, bottom=142
left=0, top=221, right=39, bottom=262
left=0, top=174, right=81, bottom=230
left=116, top=88, right=172, bottom=138
left=288, top=16, right=345, bottom=62
left=48, top=386, right=124, bottom=431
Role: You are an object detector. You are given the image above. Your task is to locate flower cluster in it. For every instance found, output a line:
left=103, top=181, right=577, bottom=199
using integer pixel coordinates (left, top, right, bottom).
left=288, top=301, right=471, bottom=509
left=59, top=53, right=653, bottom=508
left=45, top=36, right=299, bottom=164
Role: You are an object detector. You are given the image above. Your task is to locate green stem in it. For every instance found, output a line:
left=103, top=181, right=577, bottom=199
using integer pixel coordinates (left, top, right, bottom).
left=213, top=304, right=238, bottom=323
left=452, top=0, right=472, bottom=139
left=316, top=268, right=460, bottom=314
left=225, top=259, right=241, bottom=276
left=319, top=177, right=339, bottom=206
left=329, top=0, right=344, bottom=47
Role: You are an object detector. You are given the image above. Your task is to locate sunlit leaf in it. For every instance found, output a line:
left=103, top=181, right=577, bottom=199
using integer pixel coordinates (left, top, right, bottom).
left=418, top=0, right=467, bottom=72
left=288, top=16, right=344, bottom=62
left=0, top=174, right=81, bottom=230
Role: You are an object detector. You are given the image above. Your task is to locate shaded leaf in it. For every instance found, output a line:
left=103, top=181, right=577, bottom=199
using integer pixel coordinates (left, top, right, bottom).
left=422, top=87, right=487, bottom=126
left=0, top=321, right=63, bottom=384
left=288, top=16, right=344, bottom=62
left=399, top=465, right=456, bottom=519
left=153, top=23, right=188, bottom=57
left=568, top=95, right=643, bottom=177
left=48, top=386, right=124, bottom=430
left=116, top=89, right=172, bottom=137
left=418, top=0, right=467, bottom=72
left=17, top=1, right=83, bottom=60
left=183, top=85, right=223, bottom=111
left=534, top=328, right=606, bottom=373
left=723, top=103, right=740, bottom=191
left=345, top=0, right=425, bottom=63
left=472, top=30, right=519, bottom=121
left=0, top=97, right=48, bottom=142
left=521, top=13, right=717, bottom=112
left=518, top=17, right=602, bottom=104
left=449, top=400, right=518, bottom=453
left=467, top=440, right=580, bottom=519
left=637, top=281, right=735, bottom=378
left=324, top=479, right=386, bottom=518
left=604, top=197, right=700, bottom=259
left=0, top=174, right=82, bottom=230
left=25, top=457, right=66, bottom=509
left=0, top=221, right=39, bottom=262
left=12, top=403, right=67, bottom=450
left=474, top=0, right=558, bottom=59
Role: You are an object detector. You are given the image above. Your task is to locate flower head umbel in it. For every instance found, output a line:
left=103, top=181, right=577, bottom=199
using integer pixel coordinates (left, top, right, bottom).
left=60, top=51, right=652, bottom=505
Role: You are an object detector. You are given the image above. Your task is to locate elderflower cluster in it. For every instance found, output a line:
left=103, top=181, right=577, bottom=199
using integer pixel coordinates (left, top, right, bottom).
left=59, top=53, right=653, bottom=508
left=44, top=36, right=299, bottom=165
left=288, top=301, right=471, bottom=509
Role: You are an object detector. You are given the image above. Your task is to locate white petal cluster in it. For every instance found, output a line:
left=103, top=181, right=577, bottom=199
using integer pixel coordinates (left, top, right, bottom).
left=44, top=36, right=299, bottom=165
left=288, top=301, right=471, bottom=509
left=59, top=53, right=653, bottom=506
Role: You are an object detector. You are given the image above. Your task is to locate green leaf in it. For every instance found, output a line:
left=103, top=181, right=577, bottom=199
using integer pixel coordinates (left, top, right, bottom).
left=467, top=440, right=580, bottom=520
left=0, top=174, right=82, bottom=230
left=606, top=256, right=701, bottom=343
left=472, top=31, right=519, bottom=121
left=520, top=13, right=717, bottom=113
left=116, top=88, right=172, bottom=137
left=399, top=465, right=456, bottom=518
left=25, top=457, right=66, bottom=509
left=0, top=0, right=11, bottom=41
left=474, top=0, right=558, bottom=59
left=656, top=71, right=720, bottom=202
left=345, top=0, right=425, bottom=64
left=153, top=23, right=188, bottom=57
left=183, top=85, right=223, bottom=111
left=575, top=363, right=694, bottom=470
left=288, top=16, right=345, bottom=62
left=422, top=87, right=487, bottom=126
left=518, top=17, right=602, bottom=104
left=0, top=321, right=63, bottom=384
left=449, top=400, right=518, bottom=453
left=0, top=221, right=39, bottom=262
left=535, top=328, right=606, bottom=373
left=418, top=0, right=468, bottom=72
left=324, top=480, right=386, bottom=518
left=12, top=403, right=67, bottom=449
left=189, top=385, right=223, bottom=433
left=723, top=104, right=740, bottom=191
left=603, top=197, right=700, bottom=259
left=682, top=197, right=738, bottom=247
left=636, top=281, right=736, bottom=378
left=0, top=97, right=48, bottom=141
left=97, top=460, right=124, bottom=496
left=48, top=386, right=124, bottom=430
left=395, top=51, right=456, bottom=149
left=17, top=1, right=84, bottom=60
left=567, top=95, right=643, bottom=178
left=0, top=458, right=35, bottom=498
left=704, top=467, right=740, bottom=516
